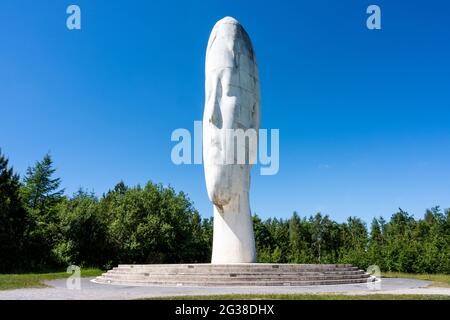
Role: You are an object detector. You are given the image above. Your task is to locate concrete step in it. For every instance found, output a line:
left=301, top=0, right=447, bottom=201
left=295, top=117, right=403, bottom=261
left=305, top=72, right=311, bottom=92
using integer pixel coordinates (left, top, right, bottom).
left=94, top=263, right=371, bottom=287
left=102, top=271, right=368, bottom=278
left=94, top=276, right=372, bottom=287
left=114, top=265, right=360, bottom=273
left=104, top=270, right=367, bottom=278
left=112, top=269, right=362, bottom=276
left=118, top=263, right=355, bottom=268
left=117, top=263, right=356, bottom=270
left=99, top=276, right=367, bottom=283
left=103, top=272, right=366, bottom=279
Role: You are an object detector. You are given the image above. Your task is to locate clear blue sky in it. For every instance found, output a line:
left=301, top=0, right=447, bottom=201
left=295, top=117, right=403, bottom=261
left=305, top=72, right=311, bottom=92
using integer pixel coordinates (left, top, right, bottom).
left=1, top=0, right=449, bottom=224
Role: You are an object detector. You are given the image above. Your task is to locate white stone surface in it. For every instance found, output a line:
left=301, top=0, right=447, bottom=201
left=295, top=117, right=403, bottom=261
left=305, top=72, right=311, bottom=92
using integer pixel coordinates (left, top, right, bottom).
left=0, top=278, right=445, bottom=300
left=203, top=17, right=260, bottom=263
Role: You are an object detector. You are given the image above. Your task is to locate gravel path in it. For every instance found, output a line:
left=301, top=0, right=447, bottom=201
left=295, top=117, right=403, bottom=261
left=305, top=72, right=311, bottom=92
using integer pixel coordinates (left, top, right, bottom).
left=0, top=277, right=448, bottom=300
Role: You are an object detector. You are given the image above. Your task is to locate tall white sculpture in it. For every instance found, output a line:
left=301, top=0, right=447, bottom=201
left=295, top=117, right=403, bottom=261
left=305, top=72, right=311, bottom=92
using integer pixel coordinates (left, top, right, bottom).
left=203, top=17, right=260, bottom=263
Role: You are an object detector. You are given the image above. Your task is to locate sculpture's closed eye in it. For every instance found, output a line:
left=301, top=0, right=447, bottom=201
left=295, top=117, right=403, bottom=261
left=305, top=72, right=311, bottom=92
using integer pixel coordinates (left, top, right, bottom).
left=208, top=77, right=223, bottom=129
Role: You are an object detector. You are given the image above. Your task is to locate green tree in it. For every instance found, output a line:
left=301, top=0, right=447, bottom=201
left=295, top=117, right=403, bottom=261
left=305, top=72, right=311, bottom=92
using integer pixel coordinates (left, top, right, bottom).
left=311, top=213, right=325, bottom=263
left=253, top=214, right=273, bottom=262
left=21, top=154, right=64, bottom=210
left=415, top=206, right=449, bottom=273
left=21, top=153, right=65, bottom=269
left=383, top=209, right=419, bottom=272
left=53, top=189, right=110, bottom=268
left=367, top=217, right=385, bottom=269
left=0, top=150, right=28, bottom=272
left=266, top=218, right=290, bottom=263
left=340, top=217, right=368, bottom=267
left=287, top=212, right=314, bottom=263
left=288, top=211, right=301, bottom=256
left=103, top=182, right=210, bottom=265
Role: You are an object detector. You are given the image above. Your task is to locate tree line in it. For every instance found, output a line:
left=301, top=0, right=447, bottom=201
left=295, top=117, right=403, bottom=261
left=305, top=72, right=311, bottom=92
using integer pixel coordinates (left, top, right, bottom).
left=0, top=149, right=449, bottom=273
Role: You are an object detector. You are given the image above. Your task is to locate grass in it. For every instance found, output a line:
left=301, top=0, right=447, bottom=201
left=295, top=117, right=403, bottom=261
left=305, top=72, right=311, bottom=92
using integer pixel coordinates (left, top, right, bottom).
left=0, top=268, right=103, bottom=291
left=383, top=272, right=450, bottom=288
left=148, top=293, right=450, bottom=300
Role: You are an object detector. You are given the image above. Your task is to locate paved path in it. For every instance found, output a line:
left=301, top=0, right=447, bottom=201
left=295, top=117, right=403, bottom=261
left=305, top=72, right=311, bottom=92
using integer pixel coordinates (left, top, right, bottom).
left=0, top=277, right=449, bottom=300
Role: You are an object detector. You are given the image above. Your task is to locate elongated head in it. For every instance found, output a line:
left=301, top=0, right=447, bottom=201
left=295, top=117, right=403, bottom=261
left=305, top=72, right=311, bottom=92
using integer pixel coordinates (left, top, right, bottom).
left=203, top=17, right=260, bottom=210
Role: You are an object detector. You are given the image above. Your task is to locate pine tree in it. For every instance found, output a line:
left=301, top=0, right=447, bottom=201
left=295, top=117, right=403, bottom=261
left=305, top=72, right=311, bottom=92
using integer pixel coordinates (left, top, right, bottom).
left=21, top=153, right=64, bottom=211
left=0, top=149, right=28, bottom=272
left=20, top=153, right=65, bottom=269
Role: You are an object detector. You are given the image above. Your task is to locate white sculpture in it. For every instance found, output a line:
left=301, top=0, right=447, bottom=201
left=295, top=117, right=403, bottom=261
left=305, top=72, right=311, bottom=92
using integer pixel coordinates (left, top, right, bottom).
left=203, top=17, right=260, bottom=263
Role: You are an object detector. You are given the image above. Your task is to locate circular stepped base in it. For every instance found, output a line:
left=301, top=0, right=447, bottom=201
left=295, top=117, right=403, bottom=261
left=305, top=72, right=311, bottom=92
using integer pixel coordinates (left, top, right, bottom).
left=93, top=264, right=372, bottom=287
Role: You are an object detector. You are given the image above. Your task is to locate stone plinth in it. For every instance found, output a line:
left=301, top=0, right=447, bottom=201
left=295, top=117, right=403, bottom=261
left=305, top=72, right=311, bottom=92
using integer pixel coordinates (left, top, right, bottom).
left=93, top=264, right=372, bottom=287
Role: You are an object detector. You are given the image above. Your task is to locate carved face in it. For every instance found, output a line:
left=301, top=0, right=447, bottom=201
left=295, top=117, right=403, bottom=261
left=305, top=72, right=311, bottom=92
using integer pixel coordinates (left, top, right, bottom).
left=203, top=17, right=260, bottom=210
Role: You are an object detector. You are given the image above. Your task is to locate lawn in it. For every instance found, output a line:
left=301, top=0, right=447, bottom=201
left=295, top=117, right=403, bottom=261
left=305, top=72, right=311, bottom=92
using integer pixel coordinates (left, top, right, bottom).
left=148, top=293, right=450, bottom=300
left=382, top=272, right=450, bottom=288
left=0, top=268, right=103, bottom=291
